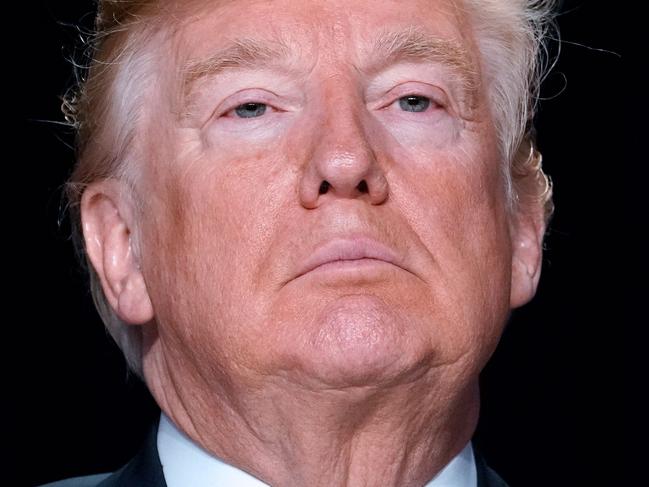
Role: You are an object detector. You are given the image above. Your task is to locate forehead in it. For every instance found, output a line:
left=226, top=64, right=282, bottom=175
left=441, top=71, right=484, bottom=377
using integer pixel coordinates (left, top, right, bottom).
left=170, top=0, right=476, bottom=68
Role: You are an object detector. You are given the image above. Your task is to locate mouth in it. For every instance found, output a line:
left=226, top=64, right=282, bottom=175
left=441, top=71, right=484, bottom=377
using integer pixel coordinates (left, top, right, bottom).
left=293, top=237, right=404, bottom=281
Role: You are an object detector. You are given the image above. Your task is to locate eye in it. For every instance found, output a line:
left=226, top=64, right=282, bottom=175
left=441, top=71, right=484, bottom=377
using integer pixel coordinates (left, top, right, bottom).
left=398, top=95, right=431, bottom=113
left=232, top=102, right=267, bottom=118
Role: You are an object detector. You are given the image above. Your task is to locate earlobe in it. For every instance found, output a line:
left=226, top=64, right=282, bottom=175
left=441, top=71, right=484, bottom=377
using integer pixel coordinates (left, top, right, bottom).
left=509, top=211, right=546, bottom=309
left=81, top=180, right=154, bottom=325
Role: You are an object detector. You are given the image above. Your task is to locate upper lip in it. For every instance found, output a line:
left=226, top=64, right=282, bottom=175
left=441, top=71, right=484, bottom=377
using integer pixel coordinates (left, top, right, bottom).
left=294, top=236, right=403, bottom=280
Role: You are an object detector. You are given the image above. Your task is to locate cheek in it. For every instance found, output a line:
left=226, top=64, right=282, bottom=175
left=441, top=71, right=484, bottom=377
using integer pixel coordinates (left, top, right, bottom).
left=164, top=165, right=262, bottom=277
left=393, top=143, right=513, bottom=348
left=395, top=136, right=509, bottom=245
left=139, top=138, right=293, bottom=331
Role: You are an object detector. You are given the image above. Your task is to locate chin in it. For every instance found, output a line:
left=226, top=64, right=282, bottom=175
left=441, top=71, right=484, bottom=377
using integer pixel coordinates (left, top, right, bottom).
left=285, top=294, right=432, bottom=389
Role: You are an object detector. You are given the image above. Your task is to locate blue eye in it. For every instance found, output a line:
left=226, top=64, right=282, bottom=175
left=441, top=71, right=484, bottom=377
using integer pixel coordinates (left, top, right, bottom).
left=234, top=102, right=267, bottom=118
left=398, top=96, right=430, bottom=112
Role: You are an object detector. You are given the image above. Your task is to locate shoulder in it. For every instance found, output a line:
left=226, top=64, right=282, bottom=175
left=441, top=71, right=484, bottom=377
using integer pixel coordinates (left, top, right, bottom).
left=38, top=473, right=112, bottom=487
left=39, top=415, right=166, bottom=487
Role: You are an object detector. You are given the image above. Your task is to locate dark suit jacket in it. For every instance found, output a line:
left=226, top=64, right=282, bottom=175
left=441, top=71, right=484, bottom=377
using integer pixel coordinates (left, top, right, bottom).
left=40, top=419, right=509, bottom=487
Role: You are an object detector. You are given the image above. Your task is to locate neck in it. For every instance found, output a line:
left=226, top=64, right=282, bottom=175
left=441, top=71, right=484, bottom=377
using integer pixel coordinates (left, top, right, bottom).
left=144, top=339, right=480, bottom=487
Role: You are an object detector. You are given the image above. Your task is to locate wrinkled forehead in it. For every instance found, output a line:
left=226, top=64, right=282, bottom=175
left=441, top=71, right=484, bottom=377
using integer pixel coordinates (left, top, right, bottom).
left=151, top=0, right=482, bottom=112
left=172, top=0, right=474, bottom=56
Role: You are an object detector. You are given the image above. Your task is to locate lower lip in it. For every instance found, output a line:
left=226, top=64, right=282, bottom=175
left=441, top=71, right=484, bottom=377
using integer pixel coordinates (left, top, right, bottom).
left=306, top=258, right=395, bottom=275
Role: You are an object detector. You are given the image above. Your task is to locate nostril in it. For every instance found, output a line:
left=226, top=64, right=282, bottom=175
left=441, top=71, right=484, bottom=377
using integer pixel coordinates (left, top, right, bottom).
left=319, top=180, right=330, bottom=194
left=357, top=180, right=368, bottom=193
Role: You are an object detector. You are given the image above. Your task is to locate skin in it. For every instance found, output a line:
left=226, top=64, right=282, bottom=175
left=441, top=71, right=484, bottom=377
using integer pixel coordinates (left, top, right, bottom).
left=81, top=0, right=546, bottom=485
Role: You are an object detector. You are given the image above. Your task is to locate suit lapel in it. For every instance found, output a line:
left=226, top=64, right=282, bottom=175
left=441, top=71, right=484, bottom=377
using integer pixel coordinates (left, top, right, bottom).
left=97, top=419, right=167, bottom=487
left=475, top=447, right=509, bottom=487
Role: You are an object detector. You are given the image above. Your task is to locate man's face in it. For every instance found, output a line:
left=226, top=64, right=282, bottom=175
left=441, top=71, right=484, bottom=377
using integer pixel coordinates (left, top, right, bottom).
left=133, top=0, right=523, bottom=391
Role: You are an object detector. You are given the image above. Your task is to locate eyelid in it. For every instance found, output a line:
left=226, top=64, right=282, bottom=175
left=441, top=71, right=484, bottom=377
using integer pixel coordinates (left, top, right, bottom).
left=202, top=88, right=286, bottom=128
left=223, top=101, right=272, bottom=119
left=218, top=90, right=279, bottom=115
left=368, top=82, right=449, bottom=111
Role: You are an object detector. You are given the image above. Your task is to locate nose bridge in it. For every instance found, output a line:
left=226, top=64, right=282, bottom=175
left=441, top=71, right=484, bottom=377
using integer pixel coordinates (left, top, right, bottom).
left=320, top=97, right=372, bottom=172
left=309, top=85, right=379, bottom=194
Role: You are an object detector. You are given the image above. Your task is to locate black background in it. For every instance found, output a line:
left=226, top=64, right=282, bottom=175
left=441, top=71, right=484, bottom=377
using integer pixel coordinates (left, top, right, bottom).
left=12, top=1, right=625, bottom=486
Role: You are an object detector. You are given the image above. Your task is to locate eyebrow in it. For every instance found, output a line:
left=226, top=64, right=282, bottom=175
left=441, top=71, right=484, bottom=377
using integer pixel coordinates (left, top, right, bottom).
left=181, top=38, right=292, bottom=99
left=180, top=28, right=479, bottom=108
left=366, top=28, right=480, bottom=106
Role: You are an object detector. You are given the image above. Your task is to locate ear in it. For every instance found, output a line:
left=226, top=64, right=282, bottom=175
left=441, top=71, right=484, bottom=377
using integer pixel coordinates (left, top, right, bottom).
left=509, top=203, right=546, bottom=309
left=80, top=179, right=154, bottom=325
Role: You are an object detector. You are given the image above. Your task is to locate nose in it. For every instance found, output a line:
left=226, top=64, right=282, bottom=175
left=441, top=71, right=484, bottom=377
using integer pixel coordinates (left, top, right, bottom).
left=298, top=103, right=389, bottom=209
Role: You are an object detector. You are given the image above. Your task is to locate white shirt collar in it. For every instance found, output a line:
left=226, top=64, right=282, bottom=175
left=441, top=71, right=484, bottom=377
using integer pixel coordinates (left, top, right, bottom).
left=157, top=412, right=477, bottom=486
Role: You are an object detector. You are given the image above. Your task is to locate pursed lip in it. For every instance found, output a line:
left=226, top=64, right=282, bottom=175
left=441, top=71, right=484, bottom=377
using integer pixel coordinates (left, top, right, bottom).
left=294, top=237, right=404, bottom=280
